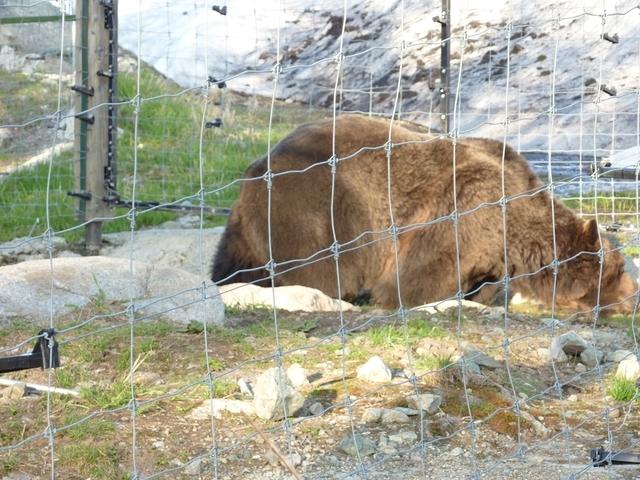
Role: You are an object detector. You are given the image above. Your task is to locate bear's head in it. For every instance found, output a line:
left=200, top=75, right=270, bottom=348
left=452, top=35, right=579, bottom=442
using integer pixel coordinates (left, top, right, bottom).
left=557, top=219, right=637, bottom=315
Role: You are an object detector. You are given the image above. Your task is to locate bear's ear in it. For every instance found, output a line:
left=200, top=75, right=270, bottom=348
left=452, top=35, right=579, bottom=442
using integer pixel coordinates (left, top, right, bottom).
left=581, top=219, right=599, bottom=247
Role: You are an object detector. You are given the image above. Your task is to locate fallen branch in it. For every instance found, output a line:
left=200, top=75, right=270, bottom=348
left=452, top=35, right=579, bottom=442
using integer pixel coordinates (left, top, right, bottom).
left=0, top=378, right=79, bottom=397
left=241, top=413, right=302, bottom=480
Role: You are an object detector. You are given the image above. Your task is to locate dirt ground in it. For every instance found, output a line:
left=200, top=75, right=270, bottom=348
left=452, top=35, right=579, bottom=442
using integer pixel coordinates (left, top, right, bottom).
left=2, top=302, right=640, bottom=480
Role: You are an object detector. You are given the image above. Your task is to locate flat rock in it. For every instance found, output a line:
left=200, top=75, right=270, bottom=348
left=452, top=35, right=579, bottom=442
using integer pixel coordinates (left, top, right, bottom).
left=286, top=363, right=309, bottom=388
left=616, top=355, right=640, bottom=381
left=607, top=350, right=634, bottom=363
left=361, top=407, right=384, bottom=423
left=190, top=399, right=255, bottom=419
left=1, top=382, right=26, bottom=402
left=406, top=393, right=441, bottom=414
left=380, top=409, right=411, bottom=424
left=356, top=356, right=393, bottom=383
left=389, top=431, right=418, bottom=445
left=579, top=346, right=604, bottom=368
left=0, top=256, right=225, bottom=326
left=339, top=433, right=376, bottom=457
left=464, top=348, right=502, bottom=370
left=219, top=283, right=358, bottom=312
left=253, top=368, right=305, bottom=420
left=102, top=227, right=225, bottom=276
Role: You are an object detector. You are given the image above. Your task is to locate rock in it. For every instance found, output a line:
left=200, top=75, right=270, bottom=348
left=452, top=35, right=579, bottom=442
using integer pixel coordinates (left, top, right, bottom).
left=219, top=283, right=358, bottom=312
left=541, top=317, right=564, bottom=329
left=550, top=332, right=588, bottom=358
left=580, top=346, right=604, bottom=368
left=1, top=382, right=26, bottom=401
left=1, top=473, right=32, bottom=480
left=183, top=458, right=203, bottom=475
left=394, top=407, right=420, bottom=416
left=289, top=452, right=302, bottom=467
left=0, top=235, right=68, bottom=267
left=607, top=350, right=634, bottom=363
left=101, top=227, right=224, bottom=276
left=361, top=407, right=384, bottom=423
left=380, top=409, right=411, bottom=424
left=309, top=402, right=324, bottom=416
left=152, top=440, right=165, bottom=449
left=389, top=431, right=418, bottom=445
left=253, top=368, right=305, bottom=420
left=575, top=363, right=587, bottom=374
left=464, top=348, right=502, bottom=370
left=286, top=363, right=308, bottom=388
left=377, top=433, right=397, bottom=455
left=536, top=347, right=555, bottom=363
left=339, top=434, right=376, bottom=457
left=0, top=256, right=225, bottom=326
left=237, top=378, right=253, bottom=397
left=616, top=355, right=640, bottom=381
left=406, top=393, right=441, bottom=414
left=450, top=447, right=463, bottom=457
left=356, top=356, right=392, bottom=383
left=567, top=394, right=578, bottom=402
left=189, top=399, right=256, bottom=419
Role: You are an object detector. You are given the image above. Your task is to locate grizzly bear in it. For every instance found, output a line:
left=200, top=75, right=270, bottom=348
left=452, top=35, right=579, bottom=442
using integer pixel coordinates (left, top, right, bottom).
left=212, top=115, right=637, bottom=314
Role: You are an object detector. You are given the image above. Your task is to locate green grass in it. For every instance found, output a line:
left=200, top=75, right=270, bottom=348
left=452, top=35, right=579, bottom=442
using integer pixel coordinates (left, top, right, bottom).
left=365, top=316, right=445, bottom=347
left=414, top=353, right=454, bottom=371
left=608, top=377, right=638, bottom=402
left=562, top=191, right=640, bottom=218
left=0, top=64, right=324, bottom=243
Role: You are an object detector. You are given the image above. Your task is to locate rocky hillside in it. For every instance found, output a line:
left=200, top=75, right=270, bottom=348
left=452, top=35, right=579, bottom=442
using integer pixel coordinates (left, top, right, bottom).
left=119, top=0, right=640, bottom=151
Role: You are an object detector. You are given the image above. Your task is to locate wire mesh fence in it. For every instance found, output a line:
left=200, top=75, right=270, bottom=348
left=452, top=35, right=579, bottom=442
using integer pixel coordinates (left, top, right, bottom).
left=1, top=0, right=640, bottom=479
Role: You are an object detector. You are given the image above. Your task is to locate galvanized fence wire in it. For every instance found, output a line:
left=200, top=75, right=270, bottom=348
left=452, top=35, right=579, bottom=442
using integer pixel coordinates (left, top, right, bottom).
left=2, top=1, right=640, bottom=479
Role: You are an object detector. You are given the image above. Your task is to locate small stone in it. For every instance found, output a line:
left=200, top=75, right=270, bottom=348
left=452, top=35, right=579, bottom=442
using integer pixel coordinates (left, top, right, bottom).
left=567, top=394, right=578, bottom=402
left=361, top=407, right=384, bottom=423
left=575, top=363, right=587, bottom=374
left=356, top=356, right=393, bottom=383
left=152, top=440, right=165, bottom=449
left=237, top=378, right=253, bottom=397
left=1, top=382, right=26, bottom=401
left=450, top=447, right=463, bottom=457
left=580, top=347, right=604, bottom=368
left=394, top=407, right=420, bottom=416
left=184, top=458, right=203, bottom=475
left=253, top=368, right=305, bottom=420
left=339, top=433, right=376, bottom=456
left=265, top=449, right=279, bottom=466
left=289, top=452, right=302, bottom=467
left=609, top=408, right=621, bottom=419
left=389, top=431, right=418, bottom=445
left=380, top=409, right=411, bottom=424
left=464, top=349, right=502, bottom=370
left=286, top=363, right=308, bottom=388
left=550, top=331, right=588, bottom=358
left=617, top=355, right=640, bottom=381
left=607, top=350, right=634, bottom=363
left=406, top=393, right=442, bottom=414
left=309, top=402, right=324, bottom=416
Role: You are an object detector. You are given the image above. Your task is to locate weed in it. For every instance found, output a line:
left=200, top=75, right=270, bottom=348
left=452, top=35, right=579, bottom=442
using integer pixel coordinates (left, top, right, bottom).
left=80, top=380, right=132, bottom=410
left=415, top=353, right=454, bottom=371
left=365, top=317, right=444, bottom=347
left=608, top=377, right=638, bottom=402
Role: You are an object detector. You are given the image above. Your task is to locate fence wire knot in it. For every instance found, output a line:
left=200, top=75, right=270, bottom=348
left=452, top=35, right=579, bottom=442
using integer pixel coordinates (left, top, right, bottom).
left=384, top=140, right=393, bottom=154
left=388, top=223, right=399, bottom=240
left=44, top=424, right=56, bottom=442
left=334, top=51, right=344, bottom=65
left=263, top=170, right=273, bottom=189
left=330, top=240, right=340, bottom=260
left=449, top=209, right=459, bottom=225
left=131, top=94, right=142, bottom=114
left=550, top=258, right=560, bottom=276
left=265, top=259, right=276, bottom=276
left=328, top=154, right=337, bottom=173
left=272, top=62, right=282, bottom=76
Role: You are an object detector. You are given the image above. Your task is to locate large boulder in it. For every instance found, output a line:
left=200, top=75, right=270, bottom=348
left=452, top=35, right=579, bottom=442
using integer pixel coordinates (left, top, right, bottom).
left=0, top=256, right=224, bottom=326
left=219, top=282, right=357, bottom=312
left=101, top=227, right=225, bottom=276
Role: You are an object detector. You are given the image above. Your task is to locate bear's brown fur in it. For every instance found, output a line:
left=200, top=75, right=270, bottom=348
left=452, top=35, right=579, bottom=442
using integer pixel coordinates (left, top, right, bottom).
left=212, top=115, right=637, bottom=313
